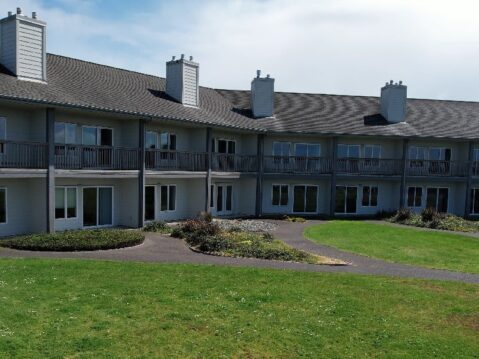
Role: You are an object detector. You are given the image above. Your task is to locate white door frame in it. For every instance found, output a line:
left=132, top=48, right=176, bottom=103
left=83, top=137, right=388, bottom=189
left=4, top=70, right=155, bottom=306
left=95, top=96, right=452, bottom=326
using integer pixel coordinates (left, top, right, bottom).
left=82, top=186, right=114, bottom=228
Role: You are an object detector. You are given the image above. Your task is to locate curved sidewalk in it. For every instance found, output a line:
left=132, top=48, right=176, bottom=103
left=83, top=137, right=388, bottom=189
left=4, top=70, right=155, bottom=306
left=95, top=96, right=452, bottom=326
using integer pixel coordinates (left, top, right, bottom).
left=0, top=221, right=478, bottom=284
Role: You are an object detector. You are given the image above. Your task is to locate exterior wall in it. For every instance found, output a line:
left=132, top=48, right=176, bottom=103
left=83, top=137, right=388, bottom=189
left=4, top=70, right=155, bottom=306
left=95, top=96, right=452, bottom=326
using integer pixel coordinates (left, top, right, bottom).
left=17, top=19, right=46, bottom=81
left=0, top=103, right=45, bottom=142
left=0, top=178, right=46, bottom=236
left=0, top=19, right=16, bottom=74
left=336, top=137, right=402, bottom=159
left=212, top=129, right=257, bottom=155
left=210, top=177, right=256, bottom=217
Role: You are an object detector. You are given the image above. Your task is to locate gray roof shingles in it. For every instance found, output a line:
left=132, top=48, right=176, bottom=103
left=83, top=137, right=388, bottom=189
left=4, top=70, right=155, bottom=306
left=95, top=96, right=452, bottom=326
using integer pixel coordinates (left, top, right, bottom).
left=0, top=54, right=478, bottom=140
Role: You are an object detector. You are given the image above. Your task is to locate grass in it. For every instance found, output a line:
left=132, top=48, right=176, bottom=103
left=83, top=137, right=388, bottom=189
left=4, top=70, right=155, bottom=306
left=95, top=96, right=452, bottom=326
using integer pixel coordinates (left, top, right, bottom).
left=0, top=229, right=144, bottom=251
left=305, top=221, right=479, bottom=274
left=0, top=259, right=477, bottom=358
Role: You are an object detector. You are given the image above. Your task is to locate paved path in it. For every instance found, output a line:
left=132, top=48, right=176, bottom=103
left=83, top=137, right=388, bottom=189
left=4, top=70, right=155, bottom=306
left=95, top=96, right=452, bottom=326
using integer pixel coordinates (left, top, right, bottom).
left=0, top=220, right=478, bottom=284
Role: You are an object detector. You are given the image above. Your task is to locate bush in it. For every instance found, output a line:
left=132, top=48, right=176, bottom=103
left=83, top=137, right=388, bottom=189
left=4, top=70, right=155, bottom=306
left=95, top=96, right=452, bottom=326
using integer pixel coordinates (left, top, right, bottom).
left=283, top=216, right=307, bottom=223
left=395, top=208, right=412, bottom=222
left=0, top=229, right=144, bottom=252
left=181, top=220, right=220, bottom=238
left=196, top=211, right=213, bottom=223
left=170, top=227, right=185, bottom=238
left=421, top=207, right=437, bottom=222
left=143, top=221, right=171, bottom=234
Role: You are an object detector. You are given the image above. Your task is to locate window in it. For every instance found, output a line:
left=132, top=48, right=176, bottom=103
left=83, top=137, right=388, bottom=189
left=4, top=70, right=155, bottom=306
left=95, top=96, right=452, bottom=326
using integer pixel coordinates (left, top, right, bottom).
left=362, top=186, right=378, bottom=207
left=145, top=186, right=155, bottom=221
left=273, top=142, right=290, bottom=156
left=470, top=189, right=479, bottom=215
left=426, top=188, right=449, bottom=213
left=293, top=185, right=318, bottom=213
left=145, top=131, right=157, bottom=149
left=0, top=188, right=6, bottom=223
left=364, top=145, right=381, bottom=166
left=55, top=123, right=76, bottom=144
left=407, top=187, right=422, bottom=207
left=0, top=117, right=6, bottom=154
left=55, top=187, right=77, bottom=219
left=272, top=185, right=289, bottom=206
left=409, top=146, right=427, bottom=160
left=429, top=148, right=451, bottom=161
left=160, top=185, right=176, bottom=212
left=294, top=143, right=321, bottom=157
left=216, top=139, right=235, bottom=154
left=160, top=132, right=177, bottom=151
left=335, top=186, right=357, bottom=214
left=338, top=144, right=360, bottom=158
left=82, top=126, right=113, bottom=146
left=210, top=185, right=215, bottom=208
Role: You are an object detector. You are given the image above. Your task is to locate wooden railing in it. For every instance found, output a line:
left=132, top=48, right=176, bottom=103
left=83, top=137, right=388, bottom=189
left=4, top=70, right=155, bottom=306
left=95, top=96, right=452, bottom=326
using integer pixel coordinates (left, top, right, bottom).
left=406, top=160, right=469, bottom=177
left=264, top=156, right=332, bottom=174
left=145, top=150, right=207, bottom=171
left=0, top=140, right=47, bottom=169
left=55, top=145, right=139, bottom=170
left=212, top=154, right=258, bottom=172
left=336, top=158, right=403, bottom=176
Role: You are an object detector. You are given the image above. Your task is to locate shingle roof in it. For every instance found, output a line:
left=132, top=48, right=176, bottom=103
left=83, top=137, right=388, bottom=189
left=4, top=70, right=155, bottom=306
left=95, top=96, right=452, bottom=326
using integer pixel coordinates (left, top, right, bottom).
left=0, top=53, right=479, bottom=139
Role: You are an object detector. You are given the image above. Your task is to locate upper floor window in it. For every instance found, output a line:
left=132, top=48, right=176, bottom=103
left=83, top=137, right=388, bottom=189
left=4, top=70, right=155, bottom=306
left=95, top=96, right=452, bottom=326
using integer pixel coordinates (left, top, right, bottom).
left=429, top=148, right=451, bottom=161
left=338, top=144, right=360, bottom=158
left=364, top=145, right=381, bottom=159
left=213, top=138, right=235, bottom=154
left=409, top=146, right=426, bottom=160
left=82, top=126, right=113, bottom=147
left=146, top=131, right=176, bottom=151
left=473, top=149, right=479, bottom=161
left=0, top=117, right=6, bottom=154
left=55, top=122, right=76, bottom=144
left=295, top=143, right=320, bottom=157
left=273, top=142, right=290, bottom=157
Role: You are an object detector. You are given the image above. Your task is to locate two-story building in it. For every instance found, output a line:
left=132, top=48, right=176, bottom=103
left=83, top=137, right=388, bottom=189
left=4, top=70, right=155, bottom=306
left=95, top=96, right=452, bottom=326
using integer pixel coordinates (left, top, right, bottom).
left=1, top=9, right=479, bottom=237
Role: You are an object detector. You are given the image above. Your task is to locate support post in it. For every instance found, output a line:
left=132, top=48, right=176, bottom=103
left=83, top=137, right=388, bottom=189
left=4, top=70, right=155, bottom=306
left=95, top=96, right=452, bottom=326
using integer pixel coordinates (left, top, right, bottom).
left=46, top=108, right=55, bottom=233
left=138, top=118, right=145, bottom=228
left=329, top=137, right=338, bottom=217
left=255, top=134, right=265, bottom=217
left=399, top=138, right=409, bottom=208
left=464, top=141, right=474, bottom=218
left=205, top=127, right=213, bottom=213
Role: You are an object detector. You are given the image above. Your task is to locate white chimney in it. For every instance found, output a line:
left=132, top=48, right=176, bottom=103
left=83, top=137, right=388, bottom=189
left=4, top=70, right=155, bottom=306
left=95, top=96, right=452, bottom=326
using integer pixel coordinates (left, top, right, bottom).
left=0, top=9, right=47, bottom=82
left=166, top=55, right=199, bottom=107
left=380, top=80, right=407, bottom=123
left=251, top=70, right=275, bottom=118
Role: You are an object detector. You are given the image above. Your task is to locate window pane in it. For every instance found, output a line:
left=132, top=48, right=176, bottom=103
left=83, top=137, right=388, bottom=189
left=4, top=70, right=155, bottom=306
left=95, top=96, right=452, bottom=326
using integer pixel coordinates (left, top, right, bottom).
left=473, top=189, right=479, bottom=214
left=282, top=143, right=290, bottom=156
left=218, top=140, right=227, bottom=154
left=82, top=127, right=97, bottom=146
left=160, top=132, right=169, bottom=150
left=371, top=187, right=378, bottom=206
left=67, top=188, right=77, bottom=218
left=227, top=141, right=235, bottom=154
left=146, top=132, right=157, bottom=149
left=295, top=144, right=307, bottom=157
left=169, top=134, right=177, bottom=151
left=217, top=186, right=223, bottom=211
left=0, top=189, right=5, bottom=223
left=407, top=187, right=415, bottom=207
left=362, top=186, right=370, bottom=206
left=349, top=146, right=360, bottom=158
left=55, top=123, right=65, bottom=143
left=100, top=128, right=112, bottom=146
left=169, top=186, right=176, bottom=211
left=280, top=185, right=289, bottom=206
left=474, top=149, right=479, bottom=162
left=210, top=185, right=214, bottom=207
left=226, top=186, right=232, bottom=211
left=346, top=187, right=357, bottom=213
left=83, top=188, right=97, bottom=227
left=145, top=186, right=155, bottom=221
left=415, top=188, right=422, bottom=207
left=55, top=188, right=65, bottom=219
left=429, top=148, right=441, bottom=161
left=308, top=144, right=320, bottom=157
left=160, top=186, right=168, bottom=211
left=438, top=188, right=448, bottom=213
left=335, top=186, right=346, bottom=213
left=65, top=124, right=76, bottom=144
left=305, top=186, right=317, bottom=213
left=426, top=188, right=437, bottom=209
left=98, top=188, right=113, bottom=226
left=293, top=186, right=305, bottom=212
left=272, top=185, right=280, bottom=206
left=338, top=145, right=348, bottom=158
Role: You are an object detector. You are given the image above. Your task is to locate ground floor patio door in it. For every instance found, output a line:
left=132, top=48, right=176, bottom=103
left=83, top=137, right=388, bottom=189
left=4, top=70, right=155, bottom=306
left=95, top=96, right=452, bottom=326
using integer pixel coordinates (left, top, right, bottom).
left=293, top=185, right=318, bottom=213
left=216, top=184, right=233, bottom=215
left=335, top=186, right=357, bottom=214
left=83, top=187, right=113, bottom=227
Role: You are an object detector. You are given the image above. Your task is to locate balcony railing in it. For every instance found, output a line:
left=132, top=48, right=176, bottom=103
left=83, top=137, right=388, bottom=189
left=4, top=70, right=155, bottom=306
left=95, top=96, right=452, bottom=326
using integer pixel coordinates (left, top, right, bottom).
left=145, top=150, right=207, bottom=171
left=0, top=140, right=47, bottom=169
left=264, top=156, right=332, bottom=174
left=406, top=160, right=469, bottom=177
left=212, top=154, right=258, bottom=172
left=336, top=158, right=403, bottom=176
left=55, top=145, right=139, bottom=170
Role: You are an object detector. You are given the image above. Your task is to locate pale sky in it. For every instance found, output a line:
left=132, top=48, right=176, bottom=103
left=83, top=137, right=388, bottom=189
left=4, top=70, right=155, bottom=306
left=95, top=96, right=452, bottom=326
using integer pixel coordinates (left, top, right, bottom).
left=3, top=0, right=479, bottom=101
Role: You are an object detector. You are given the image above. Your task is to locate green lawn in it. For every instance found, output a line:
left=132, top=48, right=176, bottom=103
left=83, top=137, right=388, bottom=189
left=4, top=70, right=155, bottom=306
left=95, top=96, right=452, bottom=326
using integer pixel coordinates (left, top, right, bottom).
left=0, top=259, right=478, bottom=358
left=305, top=221, right=479, bottom=274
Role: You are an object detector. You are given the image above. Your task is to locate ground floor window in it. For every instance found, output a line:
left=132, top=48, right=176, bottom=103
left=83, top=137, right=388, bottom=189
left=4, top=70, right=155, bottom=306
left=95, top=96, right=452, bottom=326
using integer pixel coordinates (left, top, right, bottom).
left=407, top=187, right=423, bottom=207
left=361, top=186, right=378, bottom=207
left=55, top=187, right=77, bottom=219
left=210, top=185, right=215, bottom=208
left=216, top=184, right=233, bottom=213
left=293, top=185, right=318, bottom=213
left=83, top=187, right=113, bottom=227
left=426, top=187, right=448, bottom=213
left=335, top=186, right=357, bottom=214
left=160, top=185, right=176, bottom=212
left=471, top=189, right=479, bottom=214
left=0, top=188, right=6, bottom=223
left=272, top=184, right=289, bottom=206
left=145, top=186, right=155, bottom=221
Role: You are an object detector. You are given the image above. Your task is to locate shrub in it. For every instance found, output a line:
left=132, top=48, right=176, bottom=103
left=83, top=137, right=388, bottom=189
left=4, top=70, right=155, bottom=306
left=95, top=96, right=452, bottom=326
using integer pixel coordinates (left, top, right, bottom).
left=283, top=216, right=307, bottom=223
left=196, top=211, right=213, bottom=223
left=170, top=227, right=185, bottom=238
left=0, top=229, right=144, bottom=252
left=143, top=221, right=171, bottom=233
left=181, top=220, right=220, bottom=238
left=395, top=208, right=412, bottom=222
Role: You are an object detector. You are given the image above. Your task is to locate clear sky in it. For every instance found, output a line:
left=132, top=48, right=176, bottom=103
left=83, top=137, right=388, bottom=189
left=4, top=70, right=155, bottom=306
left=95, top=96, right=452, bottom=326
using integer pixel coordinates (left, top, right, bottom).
left=4, top=0, right=479, bottom=101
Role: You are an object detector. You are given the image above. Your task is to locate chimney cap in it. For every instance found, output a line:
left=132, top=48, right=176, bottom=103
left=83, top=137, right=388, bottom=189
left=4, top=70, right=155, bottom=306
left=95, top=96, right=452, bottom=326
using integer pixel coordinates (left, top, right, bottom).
left=32, top=12, right=37, bottom=19
left=172, top=55, right=176, bottom=61
left=180, top=54, right=185, bottom=60
left=8, top=11, right=12, bottom=16
left=16, top=7, right=22, bottom=15
left=256, top=70, right=261, bottom=78
left=189, top=56, right=193, bottom=61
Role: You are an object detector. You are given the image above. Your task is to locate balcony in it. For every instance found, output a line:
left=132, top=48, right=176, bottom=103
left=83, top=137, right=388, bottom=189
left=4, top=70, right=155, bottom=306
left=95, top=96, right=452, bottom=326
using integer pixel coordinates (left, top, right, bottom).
left=55, top=145, right=139, bottom=170
left=264, top=156, right=332, bottom=174
left=145, top=150, right=207, bottom=172
left=406, top=160, right=469, bottom=178
left=212, top=154, right=258, bottom=172
left=336, top=158, right=403, bottom=176
left=0, top=140, right=47, bottom=169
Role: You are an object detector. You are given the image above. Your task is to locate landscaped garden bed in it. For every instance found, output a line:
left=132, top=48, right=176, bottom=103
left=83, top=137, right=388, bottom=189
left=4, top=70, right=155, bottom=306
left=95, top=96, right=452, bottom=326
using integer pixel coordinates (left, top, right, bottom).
left=172, top=219, right=344, bottom=265
left=0, top=229, right=145, bottom=251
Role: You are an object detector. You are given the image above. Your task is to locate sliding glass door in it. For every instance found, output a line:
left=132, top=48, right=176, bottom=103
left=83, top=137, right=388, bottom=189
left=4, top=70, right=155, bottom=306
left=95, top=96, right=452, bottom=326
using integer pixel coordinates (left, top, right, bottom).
left=293, top=185, right=318, bottom=213
left=216, top=184, right=233, bottom=215
left=426, top=187, right=449, bottom=213
left=83, top=187, right=113, bottom=227
left=335, top=186, right=357, bottom=214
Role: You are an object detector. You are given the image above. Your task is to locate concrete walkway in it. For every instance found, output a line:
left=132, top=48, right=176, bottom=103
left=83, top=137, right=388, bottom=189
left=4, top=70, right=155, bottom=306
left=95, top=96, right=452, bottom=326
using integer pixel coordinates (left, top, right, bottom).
left=0, top=220, right=478, bottom=284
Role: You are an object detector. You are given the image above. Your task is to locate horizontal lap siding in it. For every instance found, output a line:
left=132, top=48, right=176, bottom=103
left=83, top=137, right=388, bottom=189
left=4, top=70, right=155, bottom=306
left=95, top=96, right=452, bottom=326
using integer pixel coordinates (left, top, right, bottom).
left=17, top=21, right=44, bottom=80
left=183, top=65, right=198, bottom=106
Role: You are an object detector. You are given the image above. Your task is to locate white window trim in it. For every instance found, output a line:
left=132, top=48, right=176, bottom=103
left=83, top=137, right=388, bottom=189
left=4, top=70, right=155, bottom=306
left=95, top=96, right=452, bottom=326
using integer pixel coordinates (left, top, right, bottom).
left=294, top=143, right=321, bottom=157
left=81, top=125, right=114, bottom=146
left=215, top=183, right=234, bottom=214
left=55, top=186, right=78, bottom=220
left=406, top=186, right=423, bottom=208
left=82, top=186, right=114, bottom=228
left=425, top=186, right=450, bottom=213
left=292, top=184, right=319, bottom=214
left=361, top=185, right=378, bottom=207
left=335, top=185, right=358, bottom=214
left=272, top=141, right=291, bottom=156
left=160, top=184, right=177, bottom=212
left=214, top=138, right=236, bottom=154
left=0, top=187, right=7, bottom=225
left=144, top=185, right=156, bottom=222
left=271, top=184, right=289, bottom=207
